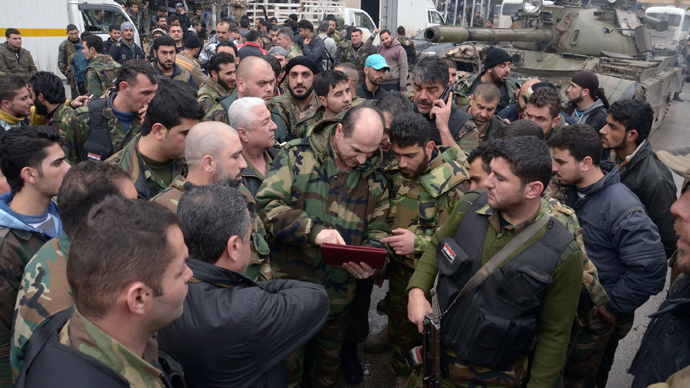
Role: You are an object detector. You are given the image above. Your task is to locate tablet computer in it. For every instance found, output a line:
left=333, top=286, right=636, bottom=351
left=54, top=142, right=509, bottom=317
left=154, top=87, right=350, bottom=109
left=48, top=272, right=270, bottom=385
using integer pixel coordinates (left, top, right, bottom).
left=321, top=243, right=387, bottom=270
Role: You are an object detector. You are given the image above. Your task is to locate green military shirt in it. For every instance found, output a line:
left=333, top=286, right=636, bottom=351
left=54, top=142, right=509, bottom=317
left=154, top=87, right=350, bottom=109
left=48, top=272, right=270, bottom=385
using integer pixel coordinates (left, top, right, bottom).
left=408, top=192, right=583, bottom=388
left=107, top=136, right=183, bottom=200
left=68, top=94, right=142, bottom=166
left=151, top=177, right=273, bottom=281
left=338, top=39, right=374, bottom=84
left=60, top=309, right=166, bottom=388
left=84, top=54, right=121, bottom=98
left=46, top=105, right=78, bottom=162
left=11, top=234, right=72, bottom=380
left=256, top=118, right=390, bottom=316
left=0, top=42, right=37, bottom=81
left=57, top=39, right=77, bottom=80
left=462, top=105, right=508, bottom=143
left=287, top=44, right=303, bottom=60
left=455, top=72, right=520, bottom=111
left=272, top=91, right=321, bottom=139
left=197, top=77, right=233, bottom=114
left=387, top=145, right=471, bottom=268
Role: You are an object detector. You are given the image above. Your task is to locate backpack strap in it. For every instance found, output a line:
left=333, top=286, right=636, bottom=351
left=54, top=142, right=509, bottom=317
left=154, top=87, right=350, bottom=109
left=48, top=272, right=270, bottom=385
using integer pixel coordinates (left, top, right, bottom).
left=81, top=98, right=113, bottom=162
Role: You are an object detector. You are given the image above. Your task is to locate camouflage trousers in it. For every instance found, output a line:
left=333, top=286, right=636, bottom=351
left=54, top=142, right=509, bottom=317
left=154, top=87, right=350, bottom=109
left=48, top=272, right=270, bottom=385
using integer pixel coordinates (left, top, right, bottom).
left=596, top=314, right=634, bottom=388
left=407, top=349, right=527, bottom=388
left=386, top=259, right=421, bottom=376
left=286, top=309, right=350, bottom=388
left=562, top=312, right=632, bottom=388
left=344, top=279, right=373, bottom=344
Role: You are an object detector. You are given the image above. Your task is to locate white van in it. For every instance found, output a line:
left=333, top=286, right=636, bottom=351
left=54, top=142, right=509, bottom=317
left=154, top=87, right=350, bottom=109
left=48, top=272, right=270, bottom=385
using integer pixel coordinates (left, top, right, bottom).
left=499, top=0, right=522, bottom=29
left=0, top=0, right=139, bottom=79
left=646, top=6, right=690, bottom=49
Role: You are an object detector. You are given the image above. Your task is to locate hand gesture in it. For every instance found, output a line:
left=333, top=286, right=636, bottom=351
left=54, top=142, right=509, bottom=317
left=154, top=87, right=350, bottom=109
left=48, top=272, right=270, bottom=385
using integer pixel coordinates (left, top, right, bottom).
left=381, top=228, right=415, bottom=256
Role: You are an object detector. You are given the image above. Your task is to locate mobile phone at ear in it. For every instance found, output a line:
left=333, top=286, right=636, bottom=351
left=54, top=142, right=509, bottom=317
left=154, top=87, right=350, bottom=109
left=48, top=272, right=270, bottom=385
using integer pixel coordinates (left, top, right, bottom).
left=438, top=84, right=452, bottom=103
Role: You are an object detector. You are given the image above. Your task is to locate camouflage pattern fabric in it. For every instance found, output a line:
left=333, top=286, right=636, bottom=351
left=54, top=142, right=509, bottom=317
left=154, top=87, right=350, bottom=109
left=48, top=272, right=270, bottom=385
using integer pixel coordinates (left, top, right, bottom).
left=655, top=365, right=690, bottom=388
left=256, top=118, right=390, bottom=387
left=150, top=177, right=273, bottom=281
left=454, top=119, right=482, bottom=155
left=454, top=72, right=520, bottom=111
left=272, top=92, right=322, bottom=139
left=386, top=145, right=471, bottom=376
left=197, top=77, right=233, bottom=114
left=0, top=42, right=37, bottom=81
left=46, top=104, right=79, bottom=162
left=287, top=44, right=303, bottom=60
left=107, top=136, right=183, bottom=200
left=11, top=234, right=72, bottom=381
left=68, top=95, right=142, bottom=165
left=0, top=228, right=50, bottom=387
left=84, top=54, right=121, bottom=98
left=563, top=313, right=615, bottom=388
left=229, top=0, right=248, bottom=19
left=60, top=309, right=165, bottom=387
left=338, top=40, right=375, bottom=85
left=656, top=146, right=690, bottom=181
left=57, top=39, right=77, bottom=97
left=260, top=34, right=274, bottom=51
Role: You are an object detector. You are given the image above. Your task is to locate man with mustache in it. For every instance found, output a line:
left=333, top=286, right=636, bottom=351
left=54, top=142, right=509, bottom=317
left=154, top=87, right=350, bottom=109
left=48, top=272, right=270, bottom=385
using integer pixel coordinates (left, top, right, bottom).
left=465, top=83, right=506, bottom=143
left=456, top=46, right=519, bottom=111
left=108, top=22, right=146, bottom=65
left=152, top=35, right=196, bottom=89
left=355, top=54, right=388, bottom=101
left=272, top=56, right=321, bottom=139
left=630, top=146, right=690, bottom=387
left=312, top=70, right=353, bottom=131
left=197, top=52, right=236, bottom=112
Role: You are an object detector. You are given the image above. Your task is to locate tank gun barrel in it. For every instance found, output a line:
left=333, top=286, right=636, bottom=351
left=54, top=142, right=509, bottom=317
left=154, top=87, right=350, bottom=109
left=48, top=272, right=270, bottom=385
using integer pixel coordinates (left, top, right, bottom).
left=424, top=26, right=557, bottom=44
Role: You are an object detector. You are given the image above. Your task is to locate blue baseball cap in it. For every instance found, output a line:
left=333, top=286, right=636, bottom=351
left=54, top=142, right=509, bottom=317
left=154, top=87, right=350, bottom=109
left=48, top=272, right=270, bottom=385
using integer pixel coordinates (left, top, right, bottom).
left=365, top=54, right=390, bottom=71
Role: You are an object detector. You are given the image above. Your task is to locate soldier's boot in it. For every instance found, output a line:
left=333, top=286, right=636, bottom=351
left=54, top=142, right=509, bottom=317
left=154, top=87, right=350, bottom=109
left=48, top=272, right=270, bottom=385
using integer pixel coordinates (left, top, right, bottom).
left=341, top=341, right=363, bottom=385
left=363, top=327, right=390, bottom=354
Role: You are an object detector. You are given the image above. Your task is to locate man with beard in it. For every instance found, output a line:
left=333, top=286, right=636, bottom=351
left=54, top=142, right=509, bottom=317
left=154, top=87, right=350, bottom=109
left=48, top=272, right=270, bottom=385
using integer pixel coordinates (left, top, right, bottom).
left=363, top=29, right=407, bottom=93
left=108, top=79, right=205, bottom=200
left=356, top=54, right=388, bottom=101
left=82, top=35, right=121, bottom=99
left=102, top=25, right=120, bottom=55
left=199, top=21, right=231, bottom=67
left=272, top=56, right=321, bottom=139
left=176, top=34, right=207, bottom=90
left=374, top=90, right=414, bottom=173
left=497, top=78, right=539, bottom=122
left=523, top=86, right=568, bottom=141
left=57, top=25, right=80, bottom=98
left=565, top=70, right=609, bottom=131
left=152, top=36, right=196, bottom=89
left=310, top=70, right=352, bottom=135
left=465, top=83, right=506, bottom=143
left=407, top=136, right=583, bottom=388
left=549, top=124, right=667, bottom=388
left=108, top=22, right=146, bottom=65
left=27, top=72, right=78, bottom=141
left=456, top=46, right=519, bottom=111
left=228, top=97, right=279, bottom=198
left=275, top=27, right=303, bottom=61
left=630, top=146, right=690, bottom=387
left=0, top=75, right=32, bottom=133
left=601, top=99, right=677, bottom=259
left=197, top=52, right=236, bottom=112
left=380, top=112, right=470, bottom=388
left=151, top=121, right=273, bottom=281
left=411, top=56, right=475, bottom=153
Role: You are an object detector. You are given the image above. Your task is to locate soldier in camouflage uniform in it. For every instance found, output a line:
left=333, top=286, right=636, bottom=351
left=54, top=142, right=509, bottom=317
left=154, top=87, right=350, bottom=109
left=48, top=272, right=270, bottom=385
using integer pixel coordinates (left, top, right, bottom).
left=151, top=120, right=273, bottom=281
left=67, top=59, right=159, bottom=165
left=407, top=137, right=584, bottom=388
left=82, top=35, right=121, bottom=98
left=339, top=28, right=375, bottom=85
left=10, top=161, right=136, bottom=381
left=57, top=26, right=79, bottom=98
left=0, top=127, right=68, bottom=388
left=273, top=56, right=322, bottom=139
left=197, top=51, right=236, bottom=113
left=381, top=113, right=471, bottom=385
left=454, top=47, right=519, bottom=112
left=256, top=106, right=390, bottom=388
left=15, top=197, right=189, bottom=387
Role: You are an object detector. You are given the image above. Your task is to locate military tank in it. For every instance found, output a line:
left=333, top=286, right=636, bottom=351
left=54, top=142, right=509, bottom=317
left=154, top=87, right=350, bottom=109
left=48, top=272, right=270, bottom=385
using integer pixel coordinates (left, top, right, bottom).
left=425, top=0, right=686, bottom=130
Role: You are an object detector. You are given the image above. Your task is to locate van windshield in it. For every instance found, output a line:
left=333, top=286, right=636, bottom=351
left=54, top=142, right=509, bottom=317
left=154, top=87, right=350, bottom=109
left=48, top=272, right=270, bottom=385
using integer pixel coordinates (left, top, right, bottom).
left=82, top=7, right=128, bottom=33
left=354, top=12, right=375, bottom=31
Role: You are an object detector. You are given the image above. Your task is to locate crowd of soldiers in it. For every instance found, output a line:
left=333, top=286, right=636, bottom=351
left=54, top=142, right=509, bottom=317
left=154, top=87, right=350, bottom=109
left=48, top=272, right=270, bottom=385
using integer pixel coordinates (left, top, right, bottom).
left=0, top=4, right=688, bottom=388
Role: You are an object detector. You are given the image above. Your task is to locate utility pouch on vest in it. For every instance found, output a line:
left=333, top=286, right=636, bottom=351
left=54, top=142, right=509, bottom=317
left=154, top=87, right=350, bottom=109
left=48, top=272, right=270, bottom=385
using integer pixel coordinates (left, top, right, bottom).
left=81, top=98, right=113, bottom=162
left=436, top=238, right=471, bottom=276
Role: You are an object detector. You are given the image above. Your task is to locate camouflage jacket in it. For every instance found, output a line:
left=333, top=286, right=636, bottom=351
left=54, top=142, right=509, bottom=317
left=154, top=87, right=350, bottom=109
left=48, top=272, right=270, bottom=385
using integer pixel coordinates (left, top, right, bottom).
left=150, top=177, right=272, bottom=281
left=57, top=39, right=77, bottom=79
left=287, top=44, right=303, bottom=60
left=176, top=51, right=207, bottom=89
left=272, top=91, right=321, bottom=139
left=260, top=34, right=274, bottom=51
left=338, top=40, right=375, bottom=84
left=11, top=233, right=72, bottom=381
left=462, top=105, right=508, bottom=143
left=60, top=308, right=166, bottom=387
left=197, top=77, right=232, bottom=113
left=0, top=42, right=37, bottom=81
left=455, top=72, right=520, bottom=111
left=69, top=94, right=142, bottom=165
left=85, top=54, right=121, bottom=98
left=46, top=104, right=79, bottom=163
left=0, top=195, right=60, bottom=387
left=256, top=118, right=390, bottom=316
left=107, top=136, right=184, bottom=200
left=387, top=145, right=471, bottom=268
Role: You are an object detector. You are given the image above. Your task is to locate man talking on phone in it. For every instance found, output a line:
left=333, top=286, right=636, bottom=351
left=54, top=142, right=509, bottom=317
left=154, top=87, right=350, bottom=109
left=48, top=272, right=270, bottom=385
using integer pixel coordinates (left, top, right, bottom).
left=411, top=56, right=476, bottom=152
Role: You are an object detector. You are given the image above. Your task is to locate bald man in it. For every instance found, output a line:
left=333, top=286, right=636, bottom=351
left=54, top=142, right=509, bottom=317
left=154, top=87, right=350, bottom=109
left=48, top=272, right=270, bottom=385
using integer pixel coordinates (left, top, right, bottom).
left=256, top=105, right=390, bottom=387
left=203, top=57, right=287, bottom=142
left=498, top=78, right=540, bottom=122
left=151, top=121, right=273, bottom=281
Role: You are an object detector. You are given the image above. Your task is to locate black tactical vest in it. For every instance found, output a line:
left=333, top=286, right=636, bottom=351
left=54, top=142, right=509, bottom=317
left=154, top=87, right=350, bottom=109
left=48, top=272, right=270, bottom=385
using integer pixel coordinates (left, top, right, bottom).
left=436, top=191, right=574, bottom=368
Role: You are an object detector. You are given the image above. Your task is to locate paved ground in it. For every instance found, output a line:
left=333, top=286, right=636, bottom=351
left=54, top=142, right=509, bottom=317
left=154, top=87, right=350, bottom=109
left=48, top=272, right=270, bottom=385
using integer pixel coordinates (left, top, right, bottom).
left=334, top=82, right=690, bottom=388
